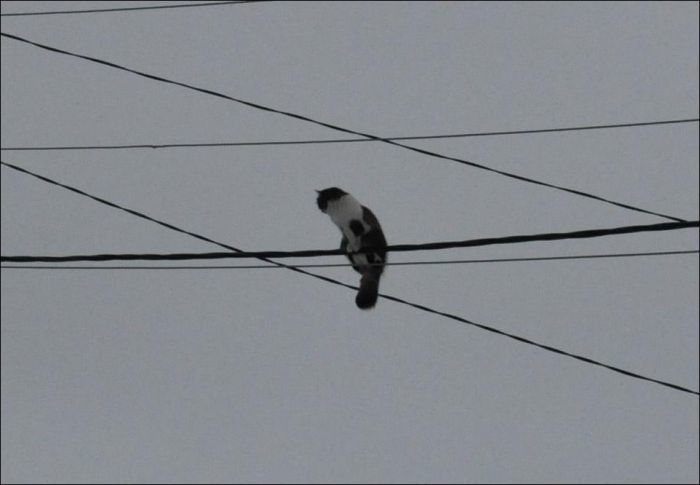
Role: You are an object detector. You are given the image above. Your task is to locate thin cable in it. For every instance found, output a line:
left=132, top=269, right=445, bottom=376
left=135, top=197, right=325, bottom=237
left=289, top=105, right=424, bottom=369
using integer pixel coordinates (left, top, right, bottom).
left=378, top=292, right=699, bottom=396
left=2, top=249, right=698, bottom=269
left=1, top=161, right=697, bottom=396
left=0, top=32, right=687, bottom=223
left=0, top=1, right=267, bottom=17
left=2, top=118, right=697, bottom=151
left=2, top=220, right=698, bottom=263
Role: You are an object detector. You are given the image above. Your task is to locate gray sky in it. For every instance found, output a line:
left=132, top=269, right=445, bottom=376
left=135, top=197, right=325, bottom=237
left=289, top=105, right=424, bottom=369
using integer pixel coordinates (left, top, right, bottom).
left=1, top=1, right=698, bottom=483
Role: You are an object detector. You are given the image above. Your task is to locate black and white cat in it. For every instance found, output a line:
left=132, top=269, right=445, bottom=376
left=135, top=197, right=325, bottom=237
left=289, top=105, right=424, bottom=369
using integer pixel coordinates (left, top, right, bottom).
left=316, top=187, right=387, bottom=309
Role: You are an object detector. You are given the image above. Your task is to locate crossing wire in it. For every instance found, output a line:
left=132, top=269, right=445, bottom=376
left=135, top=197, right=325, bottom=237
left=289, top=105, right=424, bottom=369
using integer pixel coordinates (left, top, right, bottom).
left=2, top=250, right=698, bottom=270
left=2, top=118, right=697, bottom=151
left=1, top=160, right=697, bottom=396
left=0, top=32, right=688, bottom=223
left=2, top=220, right=698, bottom=263
left=0, top=1, right=267, bottom=17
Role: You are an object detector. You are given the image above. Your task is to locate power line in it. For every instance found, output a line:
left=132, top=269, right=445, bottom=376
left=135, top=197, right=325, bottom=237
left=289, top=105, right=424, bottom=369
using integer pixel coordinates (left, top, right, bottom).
left=382, top=292, right=698, bottom=396
left=2, top=221, right=698, bottom=263
left=2, top=118, right=697, bottom=151
left=0, top=1, right=267, bottom=17
left=2, top=161, right=697, bottom=396
left=2, top=250, right=698, bottom=270
left=0, top=32, right=688, bottom=223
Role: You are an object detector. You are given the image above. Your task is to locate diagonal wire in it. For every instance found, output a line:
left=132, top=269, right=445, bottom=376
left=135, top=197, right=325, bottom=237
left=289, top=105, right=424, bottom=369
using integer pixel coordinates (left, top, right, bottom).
left=0, top=31, right=688, bottom=223
left=2, top=250, right=698, bottom=269
left=0, top=1, right=268, bottom=17
left=2, top=160, right=697, bottom=396
left=2, top=118, right=697, bottom=151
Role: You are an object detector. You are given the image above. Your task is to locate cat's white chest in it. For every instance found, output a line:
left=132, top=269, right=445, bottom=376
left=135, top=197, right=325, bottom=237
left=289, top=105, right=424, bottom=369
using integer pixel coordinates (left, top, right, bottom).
left=326, top=196, right=368, bottom=247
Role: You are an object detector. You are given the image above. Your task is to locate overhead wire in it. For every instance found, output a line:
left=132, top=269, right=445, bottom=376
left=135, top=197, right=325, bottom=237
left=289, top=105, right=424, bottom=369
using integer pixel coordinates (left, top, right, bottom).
left=2, top=219, right=698, bottom=263
left=2, top=250, right=698, bottom=270
left=0, top=31, right=689, bottom=223
left=1, top=160, right=697, bottom=396
left=0, top=1, right=268, bottom=17
left=1, top=27, right=697, bottom=395
left=2, top=118, right=697, bottom=151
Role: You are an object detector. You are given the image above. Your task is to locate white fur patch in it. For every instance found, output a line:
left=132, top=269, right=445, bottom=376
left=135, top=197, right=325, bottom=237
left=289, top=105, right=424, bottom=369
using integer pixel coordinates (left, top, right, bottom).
left=325, top=195, right=368, bottom=246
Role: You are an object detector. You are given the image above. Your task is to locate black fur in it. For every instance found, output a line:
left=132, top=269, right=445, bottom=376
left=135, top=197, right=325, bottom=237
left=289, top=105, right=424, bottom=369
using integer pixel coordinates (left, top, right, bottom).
left=349, top=220, right=365, bottom=237
left=317, top=188, right=387, bottom=309
left=316, top=187, right=347, bottom=212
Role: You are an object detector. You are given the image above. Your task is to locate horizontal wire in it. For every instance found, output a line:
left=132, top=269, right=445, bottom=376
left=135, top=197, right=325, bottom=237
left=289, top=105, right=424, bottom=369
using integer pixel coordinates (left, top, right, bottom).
left=3, top=161, right=697, bottom=396
left=2, top=218, right=697, bottom=263
left=0, top=31, right=687, bottom=223
left=2, top=118, right=697, bottom=151
left=0, top=1, right=267, bottom=17
left=2, top=250, right=698, bottom=270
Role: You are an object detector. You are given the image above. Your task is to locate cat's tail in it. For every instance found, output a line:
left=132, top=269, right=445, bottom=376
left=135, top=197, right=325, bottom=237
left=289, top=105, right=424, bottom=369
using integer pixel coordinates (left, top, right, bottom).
left=356, top=272, right=380, bottom=309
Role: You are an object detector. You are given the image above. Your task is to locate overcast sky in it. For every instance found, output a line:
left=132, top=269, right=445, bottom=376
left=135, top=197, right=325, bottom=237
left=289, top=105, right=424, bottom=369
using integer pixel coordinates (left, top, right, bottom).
left=1, top=1, right=698, bottom=483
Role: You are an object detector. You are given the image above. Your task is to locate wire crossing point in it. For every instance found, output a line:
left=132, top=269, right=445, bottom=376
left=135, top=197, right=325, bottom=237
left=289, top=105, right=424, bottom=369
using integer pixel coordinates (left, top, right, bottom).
left=0, top=32, right=688, bottom=222
left=1, top=161, right=697, bottom=396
